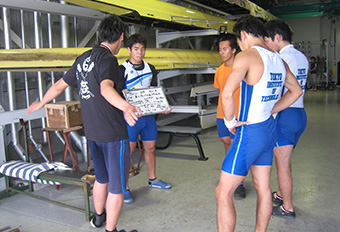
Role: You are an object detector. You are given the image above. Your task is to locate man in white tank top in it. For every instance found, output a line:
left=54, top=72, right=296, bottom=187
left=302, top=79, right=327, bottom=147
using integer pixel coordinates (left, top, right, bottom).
left=265, top=20, right=309, bottom=218
left=119, top=34, right=172, bottom=204
left=215, top=15, right=302, bottom=232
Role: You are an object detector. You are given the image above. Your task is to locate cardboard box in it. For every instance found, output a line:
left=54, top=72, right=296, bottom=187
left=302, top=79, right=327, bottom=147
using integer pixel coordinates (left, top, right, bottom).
left=45, top=101, right=83, bottom=129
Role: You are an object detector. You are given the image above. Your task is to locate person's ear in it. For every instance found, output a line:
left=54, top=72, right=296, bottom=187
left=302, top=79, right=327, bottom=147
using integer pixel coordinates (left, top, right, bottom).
left=240, top=31, right=247, bottom=41
left=275, top=33, right=282, bottom=42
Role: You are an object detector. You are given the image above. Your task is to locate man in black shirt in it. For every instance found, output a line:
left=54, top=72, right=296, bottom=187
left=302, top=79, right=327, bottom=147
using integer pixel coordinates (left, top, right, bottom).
left=27, top=15, right=140, bottom=232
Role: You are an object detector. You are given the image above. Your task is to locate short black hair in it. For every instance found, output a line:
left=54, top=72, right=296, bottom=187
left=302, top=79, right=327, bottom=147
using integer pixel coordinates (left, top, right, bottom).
left=127, top=34, right=147, bottom=49
left=264, top=20, right=293, bottom=43
left=233, top=15, right=267, bottom=40
left=98, top=14, right=126, bottom=44
left=218, top=34, right=238, bottom=51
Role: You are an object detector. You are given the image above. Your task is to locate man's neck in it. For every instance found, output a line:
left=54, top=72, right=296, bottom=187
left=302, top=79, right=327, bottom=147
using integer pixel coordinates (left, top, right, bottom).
left=224, top=58, right=234, bottom=67
left=100, top=39, right=121, bottom=55
left=129, top=59, right=142, bottom=65
left=100, top=42, right=112, bottom=54
left=279, top=41, right=291, bottom=52
left=248, top=37, right=266, bottom=49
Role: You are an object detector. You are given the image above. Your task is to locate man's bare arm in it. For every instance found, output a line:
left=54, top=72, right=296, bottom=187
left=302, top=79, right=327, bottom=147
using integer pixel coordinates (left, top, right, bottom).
left=27, top=78, right=69, bottom=114
left=271, top=62, right=303, bottom=115
left=221, top=52, right=249, bottom=121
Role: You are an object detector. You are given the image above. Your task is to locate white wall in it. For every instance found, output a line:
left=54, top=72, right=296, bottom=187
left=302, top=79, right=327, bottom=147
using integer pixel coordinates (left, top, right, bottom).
left=286, top=17, right=321, bottom=42
left=285, top=16, right=340, bottom=83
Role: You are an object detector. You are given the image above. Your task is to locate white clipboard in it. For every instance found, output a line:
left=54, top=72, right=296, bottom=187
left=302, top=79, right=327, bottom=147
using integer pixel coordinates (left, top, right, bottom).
left=122, top=87, right=171, bottom=116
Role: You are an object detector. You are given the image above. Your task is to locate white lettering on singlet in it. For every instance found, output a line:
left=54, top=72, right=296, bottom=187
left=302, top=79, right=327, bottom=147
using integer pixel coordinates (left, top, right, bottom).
left=261, top=72, right=283, bottom=102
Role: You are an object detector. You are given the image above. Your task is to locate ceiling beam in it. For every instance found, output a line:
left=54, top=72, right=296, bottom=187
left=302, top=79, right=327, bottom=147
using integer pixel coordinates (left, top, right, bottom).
left=0, top=0, right=106, bottom=19
left=278, top=12, right=325, bottom=19
left=270, top=1, right=340, bottom=18
left=223, top=0, right=278, bottom=21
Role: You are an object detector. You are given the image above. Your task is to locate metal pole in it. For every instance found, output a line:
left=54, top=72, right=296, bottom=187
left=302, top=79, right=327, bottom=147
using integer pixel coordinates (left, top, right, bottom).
left=21, top=10, right=48, bottom=162
left=60, top=0, right=85, bottom=159
left=60, top=0, right=72, bottom=100
left=0, top=101, right=7, bottom=191
left=46, top=1, right=66, bottom=146
left=3, top=7, right=26, bottom=160
left=34, top=11, right=48, bottom=143
left=74, top=17, right=78, bottom=47
left=47, top=1, right=56, bottom=87
left=195, top=37, right=203, bottom=107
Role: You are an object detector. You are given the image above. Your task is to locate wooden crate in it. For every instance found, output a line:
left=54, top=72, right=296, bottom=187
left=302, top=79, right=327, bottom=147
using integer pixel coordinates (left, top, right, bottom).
left=45, top=101, right=83, bottom=129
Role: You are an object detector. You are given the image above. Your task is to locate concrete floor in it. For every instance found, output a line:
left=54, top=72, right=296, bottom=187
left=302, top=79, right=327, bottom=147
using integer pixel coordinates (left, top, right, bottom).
left=1, top=88, right=340, bottom=232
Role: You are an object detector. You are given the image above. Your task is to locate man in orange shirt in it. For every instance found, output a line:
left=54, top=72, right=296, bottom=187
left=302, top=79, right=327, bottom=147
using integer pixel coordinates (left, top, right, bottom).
left=214, top=34, right=245, bottom=199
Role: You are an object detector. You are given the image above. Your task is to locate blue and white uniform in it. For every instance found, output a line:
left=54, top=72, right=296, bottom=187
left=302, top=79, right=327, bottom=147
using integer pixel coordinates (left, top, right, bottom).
left=222, top=46, right=286, bottom=176
left=120, top=60, right=158, bottom=142
left=122, top=60, right=156, bottom=89
left=276, top=44, right=308, bottom=147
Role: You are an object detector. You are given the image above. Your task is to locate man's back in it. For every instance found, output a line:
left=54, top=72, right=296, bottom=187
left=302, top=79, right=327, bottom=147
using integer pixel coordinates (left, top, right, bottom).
left=237, top=46, right=286, bottom=124
left=63, top=45, right=128, bottom=142
left=280, top=45, right=308, bottom=108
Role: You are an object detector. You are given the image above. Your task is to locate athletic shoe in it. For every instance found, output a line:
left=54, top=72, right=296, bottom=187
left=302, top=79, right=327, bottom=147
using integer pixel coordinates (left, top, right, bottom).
left=234, top=184, right=246, bottom=200
left=106, top=230, right=126, bottom=232
left=107, top=229, right=121, bottom=232
left=106, top=229, right=138, bottom=232
left=90, top=210, right=106, bottom=228
left=272, top=191, right=284, bottom=206
left=272, top=205, right=296, bottom=218
left=124, top=190, right=133, bottom=204
left=149, top=179, right=172, bottom=189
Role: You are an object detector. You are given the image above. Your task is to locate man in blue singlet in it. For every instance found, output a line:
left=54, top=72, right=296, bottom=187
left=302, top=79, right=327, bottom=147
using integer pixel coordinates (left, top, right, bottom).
left=215, top=15, right=302, bottom=232
left=265, top=19, right=308, bottom=218
left=120, top=34, right=171, bottom=204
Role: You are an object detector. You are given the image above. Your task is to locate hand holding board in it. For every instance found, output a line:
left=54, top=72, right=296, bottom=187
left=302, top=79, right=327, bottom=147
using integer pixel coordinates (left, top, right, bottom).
left=123, top=87, right=171, bottom=116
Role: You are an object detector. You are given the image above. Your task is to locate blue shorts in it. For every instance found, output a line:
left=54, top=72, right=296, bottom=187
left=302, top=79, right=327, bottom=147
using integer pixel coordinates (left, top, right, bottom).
left=276, top=108, right=307, bottom=148
left=217, top=118, right=235, bottom=139
left=222, top=116, right=277, bottom=176
left=127, top=115, right=157, bottom=142
left=88, top=139, right=130, bottom=194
